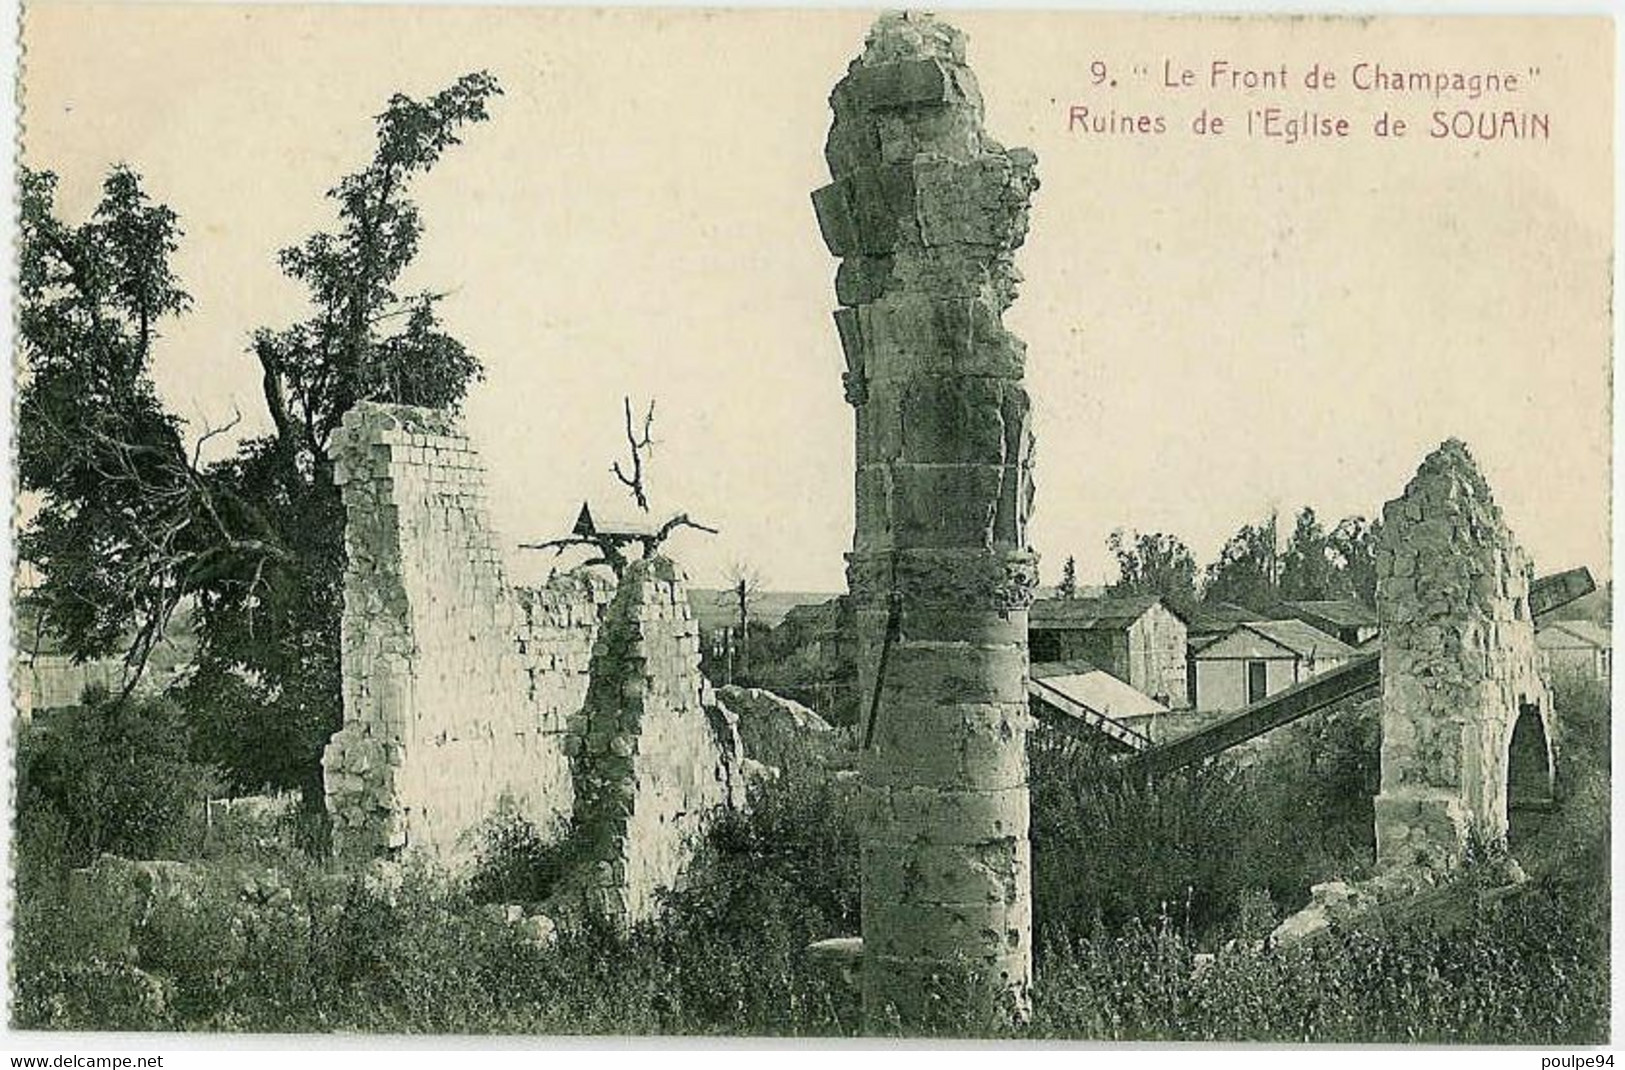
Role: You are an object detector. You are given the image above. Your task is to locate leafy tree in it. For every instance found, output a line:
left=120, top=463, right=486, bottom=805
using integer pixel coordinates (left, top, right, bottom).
left=1327, top=515, right=1382, bottom=608
left=18, top=167, right=278, bottom=685
left=182, top=71, right=502, bottom=799
left=1107, top=529, right=1198, bottom=615
left=1057, top=555, right=1078, bottom=599
left=1278, top=506, right=1352, bottom=602
left=1201, top=513, right=1280, bottom=613
left=19, top=72, right=504, bottom=803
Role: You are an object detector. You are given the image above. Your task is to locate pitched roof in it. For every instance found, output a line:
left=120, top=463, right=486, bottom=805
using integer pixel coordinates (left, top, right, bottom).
left=1030, top=661, right=1169, bottom=720
left=572, top=501, right=656, bottom=539
left=1030, top=595, right=1181, bottom=630
left=1243, top=619, right=1357, bottom=659
left=1187, top=601, right=1262, bottom=633
left=1275, top=599, right=1379, bottom=630
left=1537, top=619, right=1613, bottom=650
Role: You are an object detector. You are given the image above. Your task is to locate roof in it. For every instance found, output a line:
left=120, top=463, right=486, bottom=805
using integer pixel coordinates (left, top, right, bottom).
left=1030, top=658, right=1101, bottom=680
left=1030, top=595, right=1184, bottom=631
left=1275, top=599, right=1379, bottom=630
left=1241, top=619, right=1357, bottom=659
left=572, top=501, right=656, bottom=539
left=1187, top=601, right=1262, bottom=633
left=1030, top=661, right=1169, bottom=720
left=1537, top=619, right=1612, bottom=651
left=1194, top=619, right=1356, bottom=661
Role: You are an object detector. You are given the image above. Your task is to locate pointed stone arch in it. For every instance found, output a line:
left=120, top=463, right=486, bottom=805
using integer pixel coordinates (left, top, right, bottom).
left=1506, top=696, right=1556, bottom=846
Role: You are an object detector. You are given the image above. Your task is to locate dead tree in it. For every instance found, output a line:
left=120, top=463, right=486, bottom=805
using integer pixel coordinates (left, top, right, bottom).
left=520, top=395, right=716, bottom=576
left=611, top=396, right=655, bottom=512
left=723, top=561, right=763, bottom=685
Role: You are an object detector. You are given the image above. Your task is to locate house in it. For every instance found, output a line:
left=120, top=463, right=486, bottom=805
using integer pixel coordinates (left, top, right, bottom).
left=1536, top=619, right=1612, bottom=682
left=1189, top=618, right=1356, bottom=712
left=1028, top=595, right=1190, bottom=708
left=1270, top=599, right=1380, bottom=647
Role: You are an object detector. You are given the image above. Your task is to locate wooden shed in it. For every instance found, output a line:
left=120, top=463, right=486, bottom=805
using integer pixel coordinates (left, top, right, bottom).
left=1536, top=619, right=1612, bottom=682
left=1189, top=618, right=1356, bottom=712
left=1029, top=595, right=1191, bottom=709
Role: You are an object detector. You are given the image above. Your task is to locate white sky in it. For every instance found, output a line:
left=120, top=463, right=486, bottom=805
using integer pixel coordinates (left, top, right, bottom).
left=19, top=5, right=1613, bottom=592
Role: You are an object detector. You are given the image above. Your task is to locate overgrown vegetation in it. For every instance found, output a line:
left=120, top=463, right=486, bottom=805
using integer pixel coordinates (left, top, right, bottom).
left=1029, top=700, right=1380, bottom=941
left=11, top=675, right=1608, bottom=1039
left=1028, top=874, right=1607, bottom=1043
left=15, top=688, right=218, bottom=875
left=12, top=762, right=863, bottom=1035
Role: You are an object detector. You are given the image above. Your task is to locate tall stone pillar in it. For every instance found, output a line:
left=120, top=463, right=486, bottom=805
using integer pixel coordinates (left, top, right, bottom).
left=813, top=12, right=1040, bottom=1027
left=1372, top=439, right=1552, bottom=870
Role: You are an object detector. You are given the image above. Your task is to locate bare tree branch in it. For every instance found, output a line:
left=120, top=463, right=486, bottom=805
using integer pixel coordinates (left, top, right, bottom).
left=646, top=512, right=718, bottom=548
left=191, top=406, right=243, bottom=469
left=611, top=395, right=656, bottom=512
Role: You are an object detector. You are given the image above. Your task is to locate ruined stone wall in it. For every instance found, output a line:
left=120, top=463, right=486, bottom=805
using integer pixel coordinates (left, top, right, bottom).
left=514, top=572, right=616, bottom=734
left=1372, top=439, right=1552, bottom=869
left=564, top=556, right=744, bottom=927
left=816, top=12, right=1040, bottom=1026
left=322, top=403, right=611, bottom=862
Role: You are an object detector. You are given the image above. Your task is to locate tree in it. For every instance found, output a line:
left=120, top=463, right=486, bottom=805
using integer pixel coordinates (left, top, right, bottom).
left=1327, top=515, right=1382, bottom=608
left=1278, top=506, right=1353, bottom=602
left=519, top=396, right=717, bottom=576
left=189, top=72, right=504, bottom=801
left=1202, top=512, right=1281, bottom=613
left=18, top=167, right=281, bottom=692
left=1057, top=555, right=1078, bottom=599
left=1107, top=529, right=1198, bottom=614
left=724, top=561, right=764, bottom=686
left=20, top=72, right=505, bottom=802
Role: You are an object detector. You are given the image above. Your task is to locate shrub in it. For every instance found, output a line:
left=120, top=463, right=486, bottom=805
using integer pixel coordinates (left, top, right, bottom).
left=1535, top=671, right=1611, bottom=888
left=1029, top=731, right=1279, bottom=940
left=1028, top=694, right=1389, bottom=948
left=1551, top=669, right=1610, bottom=789
left=622, top=763, right=861, bottom=1034
left=464, top=809, right=578, bottom=907
left=16, top=687, right=219, bottom=871
left=12, top=702, right=1608, bottom=1041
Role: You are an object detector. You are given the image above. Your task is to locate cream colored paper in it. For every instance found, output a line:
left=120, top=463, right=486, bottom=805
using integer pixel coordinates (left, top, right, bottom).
left=20, top=5, right=1611, bottom=592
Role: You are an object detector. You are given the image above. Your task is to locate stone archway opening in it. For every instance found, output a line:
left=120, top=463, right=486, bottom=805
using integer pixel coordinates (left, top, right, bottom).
left=1507, top=698, right=1555, bottom=848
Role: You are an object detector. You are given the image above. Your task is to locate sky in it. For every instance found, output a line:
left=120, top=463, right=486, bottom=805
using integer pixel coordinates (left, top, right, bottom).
left=19, top=4, right=1613, bottom=593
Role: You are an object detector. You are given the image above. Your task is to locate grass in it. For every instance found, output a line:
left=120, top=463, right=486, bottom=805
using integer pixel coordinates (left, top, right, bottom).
left=10, top=679, right=1612, bottom=1040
